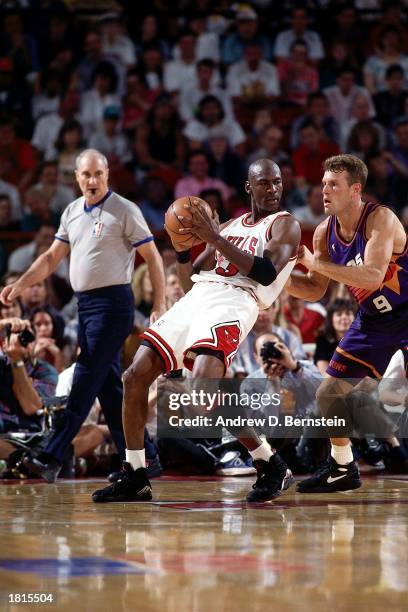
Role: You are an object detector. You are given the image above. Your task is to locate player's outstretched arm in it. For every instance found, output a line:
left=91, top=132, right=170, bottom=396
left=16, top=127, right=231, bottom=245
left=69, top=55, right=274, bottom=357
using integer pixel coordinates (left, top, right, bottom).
left=0, top=239, right=70, bottom=305
left=285, top=220, right=330, bottom=301
left=299, top=207, right=396, bottom=290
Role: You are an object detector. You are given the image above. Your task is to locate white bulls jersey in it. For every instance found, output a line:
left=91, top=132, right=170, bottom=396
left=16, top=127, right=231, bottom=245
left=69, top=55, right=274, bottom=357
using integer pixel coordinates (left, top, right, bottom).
left=191, top=211, right=297, bottom=310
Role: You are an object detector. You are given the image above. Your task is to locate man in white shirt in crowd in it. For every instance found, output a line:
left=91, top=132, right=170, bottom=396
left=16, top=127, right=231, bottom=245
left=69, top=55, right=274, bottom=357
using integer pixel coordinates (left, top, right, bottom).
left=274, top=7, right=325, bottom=63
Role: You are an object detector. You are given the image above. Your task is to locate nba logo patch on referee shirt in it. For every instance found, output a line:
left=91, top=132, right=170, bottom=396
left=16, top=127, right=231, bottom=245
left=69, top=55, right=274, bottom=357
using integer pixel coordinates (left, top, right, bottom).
left=92, top=222, right=104, bottom=237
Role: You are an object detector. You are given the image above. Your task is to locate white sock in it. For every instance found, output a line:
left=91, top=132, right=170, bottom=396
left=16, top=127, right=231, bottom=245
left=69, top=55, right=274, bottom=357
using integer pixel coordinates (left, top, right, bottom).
left=331, top=443, right=353, bottom=466
left=250, top=439, right=274, bottom=462
left=125, top=449, right=145, bottom=470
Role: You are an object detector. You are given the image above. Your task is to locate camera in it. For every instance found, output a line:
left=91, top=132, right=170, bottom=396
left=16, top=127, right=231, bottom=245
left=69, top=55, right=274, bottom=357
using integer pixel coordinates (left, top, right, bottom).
left=4, top=324, right=36, bottom=347
left=260, top=341, right=283, bottom=363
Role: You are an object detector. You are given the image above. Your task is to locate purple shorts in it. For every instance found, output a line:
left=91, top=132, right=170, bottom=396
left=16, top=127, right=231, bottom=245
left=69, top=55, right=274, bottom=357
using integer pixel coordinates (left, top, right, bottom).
left=326, top=308, right=408, bottom=380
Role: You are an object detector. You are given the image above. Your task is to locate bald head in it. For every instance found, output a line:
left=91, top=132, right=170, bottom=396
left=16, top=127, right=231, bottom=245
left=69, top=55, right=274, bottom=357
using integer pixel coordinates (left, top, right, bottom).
left=75, top=148, right=108, bottom=170
left=75, top=149, right=110, bottom=205
left=248, top=158, right=280, bottom=180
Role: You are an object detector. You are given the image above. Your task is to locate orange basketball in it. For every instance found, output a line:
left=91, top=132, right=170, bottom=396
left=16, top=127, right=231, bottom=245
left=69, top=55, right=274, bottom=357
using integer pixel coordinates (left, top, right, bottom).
left=164, top=196, right=213, bottom=248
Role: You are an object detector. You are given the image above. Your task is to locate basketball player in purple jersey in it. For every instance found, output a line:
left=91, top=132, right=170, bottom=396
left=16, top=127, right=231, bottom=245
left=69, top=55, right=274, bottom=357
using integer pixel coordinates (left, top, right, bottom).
left=286, top=154, right=408, bottom=492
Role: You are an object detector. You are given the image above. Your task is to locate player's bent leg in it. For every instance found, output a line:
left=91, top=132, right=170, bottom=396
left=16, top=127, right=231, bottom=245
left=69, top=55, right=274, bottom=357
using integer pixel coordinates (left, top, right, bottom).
left=192, top=352, right=294, bottom=503
left=297, top=377, right=362, bottom=494
left=92, top=345, right=165, bottom=503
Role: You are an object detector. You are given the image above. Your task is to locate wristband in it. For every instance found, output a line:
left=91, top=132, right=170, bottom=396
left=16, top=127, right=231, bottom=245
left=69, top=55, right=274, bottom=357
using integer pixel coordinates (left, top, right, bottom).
left=11, top=360, right=24, bottom=369
left=175, top=249, right=191, bottom=263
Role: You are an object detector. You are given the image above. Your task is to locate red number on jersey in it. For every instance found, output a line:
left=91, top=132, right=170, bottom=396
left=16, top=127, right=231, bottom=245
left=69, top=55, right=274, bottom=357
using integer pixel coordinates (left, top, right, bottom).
left=215, top=263, right=239, bottom=277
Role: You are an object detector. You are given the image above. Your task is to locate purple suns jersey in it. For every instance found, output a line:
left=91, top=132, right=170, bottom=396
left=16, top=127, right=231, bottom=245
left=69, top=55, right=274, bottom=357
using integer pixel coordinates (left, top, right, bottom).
left=326, top=201, right=408, bottom=317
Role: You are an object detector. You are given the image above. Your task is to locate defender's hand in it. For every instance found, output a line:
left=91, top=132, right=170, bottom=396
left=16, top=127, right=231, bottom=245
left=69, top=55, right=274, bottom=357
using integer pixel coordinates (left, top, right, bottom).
left=297, top=244, right=315, bottom=271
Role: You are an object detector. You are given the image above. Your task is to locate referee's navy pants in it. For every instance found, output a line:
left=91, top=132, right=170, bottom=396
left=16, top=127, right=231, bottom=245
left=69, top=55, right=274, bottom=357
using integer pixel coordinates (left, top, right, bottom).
left=46, top=284, right=134, bottom=463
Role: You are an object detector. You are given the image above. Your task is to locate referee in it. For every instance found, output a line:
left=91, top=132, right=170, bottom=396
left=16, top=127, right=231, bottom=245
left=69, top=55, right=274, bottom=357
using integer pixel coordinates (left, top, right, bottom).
left=0, top=149, right=166, bottom=481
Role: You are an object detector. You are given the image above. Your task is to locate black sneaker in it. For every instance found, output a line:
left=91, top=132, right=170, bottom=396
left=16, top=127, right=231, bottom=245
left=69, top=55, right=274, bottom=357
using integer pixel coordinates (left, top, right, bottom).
left=246, top=454, right=294, bottom=502
left=21, top=452, right=62, bottom=484
left=383, top=445, right=408, bottom=474
left=92, top=462, right=153, bottom=503
left=296, top=457, right=362, bottom=493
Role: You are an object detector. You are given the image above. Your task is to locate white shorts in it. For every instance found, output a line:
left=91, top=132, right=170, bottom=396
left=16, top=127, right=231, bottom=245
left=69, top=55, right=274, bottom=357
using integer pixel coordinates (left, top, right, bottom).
left=141, top=281, right=259, bottom=373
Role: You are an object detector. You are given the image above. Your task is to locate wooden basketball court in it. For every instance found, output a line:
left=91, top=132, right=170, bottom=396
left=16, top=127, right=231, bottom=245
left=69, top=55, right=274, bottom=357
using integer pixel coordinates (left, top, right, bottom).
left=0, top=475, right=407, bottom=612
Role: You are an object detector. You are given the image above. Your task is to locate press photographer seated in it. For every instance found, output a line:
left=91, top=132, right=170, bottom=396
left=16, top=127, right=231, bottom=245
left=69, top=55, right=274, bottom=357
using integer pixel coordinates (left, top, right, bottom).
left=0, top=316, right=58, bottom=460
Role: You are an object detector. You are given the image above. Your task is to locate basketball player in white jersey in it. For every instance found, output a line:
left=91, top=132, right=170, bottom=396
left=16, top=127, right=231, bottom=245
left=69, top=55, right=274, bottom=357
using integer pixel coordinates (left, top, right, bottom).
left=93, top=159, right=301, bottom=504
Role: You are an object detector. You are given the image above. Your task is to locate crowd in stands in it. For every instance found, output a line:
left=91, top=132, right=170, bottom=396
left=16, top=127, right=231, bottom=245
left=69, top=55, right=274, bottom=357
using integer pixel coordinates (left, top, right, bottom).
left=0, top=1, right=408, bottom=478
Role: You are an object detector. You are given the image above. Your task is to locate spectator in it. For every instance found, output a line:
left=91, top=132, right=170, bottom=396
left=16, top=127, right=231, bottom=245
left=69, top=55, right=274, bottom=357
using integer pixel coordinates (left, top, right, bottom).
left=79, top=61, right=121, bottom=139
left=184, top=95, right=246, bottom=156
left=367, top=1, right=408, bottom=55
left=221, top=6, right=273, bottom=66
left=385, top=118, right=408, bottom=209
left=323, top=3, right=363, bottom=65
left=292, top=121, right=340, bottom=187
left=33, top=161, right=75, bottom=215
left=31, top=306, right=65, bottom=372
left=137, top=176, right=171, bottom=237
left=226, top=41, right=280, bottom=111
left=314, top=298, right=356, bottom=376
left=174, top=150, right=231, bottom=203
left=347, top=119, right=381, bottom=161
left=76, top=29, right=113, bottom=93
left=100, top=12, right=136, bottom=70
left=274, top=7, right=324, bottom=63
left=0, top=319, right=57, bottom=460
left=0, top=158, right=22, bottom=221
left=374, top=64, right=408, bottom=128
left=0, top=194, right=20, bottom=231
left=365, top=152, right=402, bottom=209
left=20, top=187, right=59, bottom=232
left=319, top=38, right=361, bottom=89
left=32, top=69, right=63, bottom=121
left=31, top=103, right=66, bottom=162
left=293, top=185, right=326, bottom=231
left=50, top=120, right=85, bottom=191
left=122, top=68, right=158, bottom=132
left=198, top=188, right=227, bottom=222
left=174, top=13, right=220, bottom=63
left=165, top=264, right=184, bottom=309
left=279, top=162, right=307, bottom=212
left=88, top=106, right=131, bottom=166
left=138, top=43, right=165, bottom=92
left=135, top=95, right=185, bottom=179
left=0, top=116, right=37, bottom=192
left=8, top=224, right=69, bottom=282
left=180, top=59, right=232, bottom=123
left=363, top=26, right=408, bottom=95
left=19, top=279, right=65, bottom=339
left=163, top=30, right=198, bottom=95
left=0, top=56, right=31, bottom=132
left=132, top=263, right=153, bottom=329
left=341, top=94, right=386, bottom=153
left=206, top=136, right=246, bottom=196
left=324, top=67, right=375, bottom=125
left=135, top=14, right=170, bottom=61
left=248, top=124, right=289, bottom=167
left=283, top=295, right=325, bottom=343
left=290, top=92, right=340, bottom=149
left=277, top=39, right=319, bottom=108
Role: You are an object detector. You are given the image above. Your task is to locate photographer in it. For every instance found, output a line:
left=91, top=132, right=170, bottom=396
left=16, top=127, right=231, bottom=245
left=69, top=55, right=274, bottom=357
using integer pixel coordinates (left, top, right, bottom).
left=241, top=332, right=323, bottom=470
left=243, top=332, right=322, bottom=416
left=0, top=318, right=57, bottom=460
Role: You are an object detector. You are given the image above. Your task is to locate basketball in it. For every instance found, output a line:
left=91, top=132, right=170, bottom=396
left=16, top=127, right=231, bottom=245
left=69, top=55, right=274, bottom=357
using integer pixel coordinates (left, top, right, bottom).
left=164, top=196, right=213, bottom=248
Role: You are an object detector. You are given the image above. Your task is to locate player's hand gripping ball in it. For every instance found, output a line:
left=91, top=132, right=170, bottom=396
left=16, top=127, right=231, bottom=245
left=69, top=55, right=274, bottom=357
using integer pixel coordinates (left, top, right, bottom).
left=164, top=196, right=214, bottom=249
